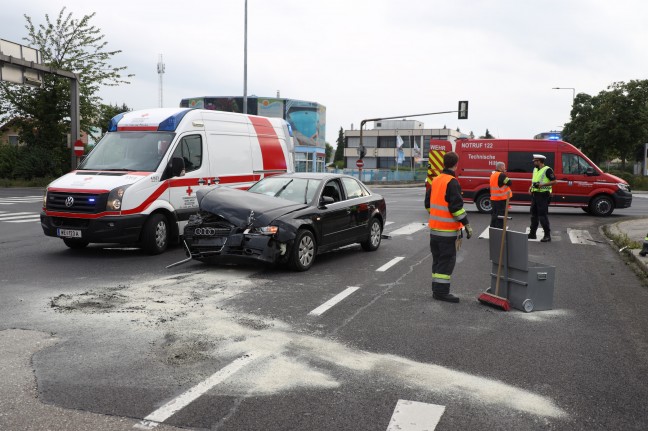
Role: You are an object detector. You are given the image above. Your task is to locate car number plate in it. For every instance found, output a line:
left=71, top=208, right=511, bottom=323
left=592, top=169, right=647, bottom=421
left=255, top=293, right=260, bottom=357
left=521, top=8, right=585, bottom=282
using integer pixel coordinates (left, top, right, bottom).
left=57, top=228, right=82, bottom=238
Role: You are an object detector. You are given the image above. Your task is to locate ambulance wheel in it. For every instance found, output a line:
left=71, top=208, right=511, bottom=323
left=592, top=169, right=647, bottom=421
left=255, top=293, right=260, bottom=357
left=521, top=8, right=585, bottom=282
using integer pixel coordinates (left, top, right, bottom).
left=63, top=238, right=89, bottom=249
left=361, top=217, right=382, bottom=251
left=588, top=195, right=614, bottom=217
left=288, top=229, right=316, bottom=271
left=475, top=192, right=492, bottom=213
left=142, top=213, right=169, bottom=255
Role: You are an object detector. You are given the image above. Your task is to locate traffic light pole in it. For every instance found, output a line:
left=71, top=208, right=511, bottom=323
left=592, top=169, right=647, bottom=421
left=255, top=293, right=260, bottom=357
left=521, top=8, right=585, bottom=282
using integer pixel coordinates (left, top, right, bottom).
left=357, top=102, right=468, bottom=161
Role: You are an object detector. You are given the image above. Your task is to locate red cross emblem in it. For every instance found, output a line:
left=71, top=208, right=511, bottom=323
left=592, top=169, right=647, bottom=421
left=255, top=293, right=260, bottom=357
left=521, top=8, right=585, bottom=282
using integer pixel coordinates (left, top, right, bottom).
left=186, top=186, right=193, bottom=196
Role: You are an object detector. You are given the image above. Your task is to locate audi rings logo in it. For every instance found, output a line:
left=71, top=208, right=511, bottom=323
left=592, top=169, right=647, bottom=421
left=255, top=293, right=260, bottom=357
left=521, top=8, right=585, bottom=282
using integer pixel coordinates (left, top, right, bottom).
left=65, top=196, right=75, bottom=207
left=195, top=227, right=218, bottom=236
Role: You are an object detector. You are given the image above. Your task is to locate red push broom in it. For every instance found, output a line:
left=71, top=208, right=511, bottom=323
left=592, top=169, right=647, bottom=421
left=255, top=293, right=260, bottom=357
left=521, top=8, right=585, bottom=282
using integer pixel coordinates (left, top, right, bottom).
left=478, top=197, right=511, bottom=311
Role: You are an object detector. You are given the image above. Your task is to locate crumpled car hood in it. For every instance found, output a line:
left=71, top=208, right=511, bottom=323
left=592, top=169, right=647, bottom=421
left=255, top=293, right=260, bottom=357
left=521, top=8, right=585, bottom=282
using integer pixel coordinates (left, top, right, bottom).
left=197, top=186, right=308, bottom=227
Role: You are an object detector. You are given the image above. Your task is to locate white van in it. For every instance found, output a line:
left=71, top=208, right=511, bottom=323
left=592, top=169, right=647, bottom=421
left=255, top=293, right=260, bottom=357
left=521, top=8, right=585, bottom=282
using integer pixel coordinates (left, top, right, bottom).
left=40, top=108, right=295, bottom=253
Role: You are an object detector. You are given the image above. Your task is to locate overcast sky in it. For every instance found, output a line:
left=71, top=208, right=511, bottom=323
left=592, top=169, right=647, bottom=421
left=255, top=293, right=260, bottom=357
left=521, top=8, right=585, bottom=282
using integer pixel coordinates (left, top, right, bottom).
left=2, top=0, right=648, bottom=144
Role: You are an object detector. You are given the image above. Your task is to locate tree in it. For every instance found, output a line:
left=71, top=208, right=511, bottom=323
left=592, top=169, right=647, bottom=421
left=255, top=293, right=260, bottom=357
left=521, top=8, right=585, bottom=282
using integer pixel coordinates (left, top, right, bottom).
left=325, top=142, right=333, bottom=164
left=97, top=103, right=131, bottom=136
left=0, top=8, right=133, bottom=178
left=563, top=80, right=648, bottom=167
left=333, top=127, right=345, bottom=165
left=479, top=129, right=494, bottom=139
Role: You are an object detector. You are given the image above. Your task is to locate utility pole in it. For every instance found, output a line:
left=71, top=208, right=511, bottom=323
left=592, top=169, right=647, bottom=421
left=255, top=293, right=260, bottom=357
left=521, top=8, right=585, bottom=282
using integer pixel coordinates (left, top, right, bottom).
left=157, top=54, right=165, bottom=108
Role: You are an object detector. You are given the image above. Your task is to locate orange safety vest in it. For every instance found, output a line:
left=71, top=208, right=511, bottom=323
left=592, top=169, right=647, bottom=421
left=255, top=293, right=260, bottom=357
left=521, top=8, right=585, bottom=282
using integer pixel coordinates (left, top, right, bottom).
left=489, top=171, right=512, bottom=201
left=428, top=173, right=463, bottom=233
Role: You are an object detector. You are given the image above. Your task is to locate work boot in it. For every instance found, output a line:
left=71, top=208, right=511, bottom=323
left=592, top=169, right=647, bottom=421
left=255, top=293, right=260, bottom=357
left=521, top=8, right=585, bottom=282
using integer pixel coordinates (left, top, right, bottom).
left=640, top=235, right=648, bottom=256
left=528, top=231, right=537, bottom=239
left=433, top=292, right=460, bottom=303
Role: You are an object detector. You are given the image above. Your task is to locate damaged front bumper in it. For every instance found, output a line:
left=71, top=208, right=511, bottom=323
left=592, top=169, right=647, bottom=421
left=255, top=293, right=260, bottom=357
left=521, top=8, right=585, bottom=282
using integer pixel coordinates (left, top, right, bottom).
left=183, top=231, right=288, bottom=265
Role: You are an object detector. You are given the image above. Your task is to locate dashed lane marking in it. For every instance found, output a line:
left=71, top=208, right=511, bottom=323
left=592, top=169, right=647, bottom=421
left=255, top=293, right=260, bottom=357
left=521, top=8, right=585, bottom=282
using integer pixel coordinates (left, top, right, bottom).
left=308, top=286, right=361, bottom=316
left=376, top=256, right=405, bottom=272
left=134, top=353, right=257, bottom=429
left=386, top=399, right=445, bottom=431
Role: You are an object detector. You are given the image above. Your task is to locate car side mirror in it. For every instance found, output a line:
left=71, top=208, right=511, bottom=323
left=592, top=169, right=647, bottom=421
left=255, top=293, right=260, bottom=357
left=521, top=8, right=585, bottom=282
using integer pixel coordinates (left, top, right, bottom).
left=585, top=167, right=596, bottom=176
left=320, top=196, right=335, bottom=207
left=171, top=156, right=185, bottom=177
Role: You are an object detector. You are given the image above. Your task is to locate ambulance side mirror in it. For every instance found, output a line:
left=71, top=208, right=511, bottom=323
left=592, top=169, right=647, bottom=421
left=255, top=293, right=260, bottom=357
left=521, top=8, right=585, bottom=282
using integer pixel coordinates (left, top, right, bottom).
left=170, top=157, right=185, bottom=177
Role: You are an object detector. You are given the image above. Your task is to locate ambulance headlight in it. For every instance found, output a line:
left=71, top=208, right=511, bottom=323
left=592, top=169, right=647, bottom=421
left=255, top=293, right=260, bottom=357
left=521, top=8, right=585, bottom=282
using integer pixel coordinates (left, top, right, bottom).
left=106, top=185, right=131, bottom=211
left=618, top=183, right=630, bottom=192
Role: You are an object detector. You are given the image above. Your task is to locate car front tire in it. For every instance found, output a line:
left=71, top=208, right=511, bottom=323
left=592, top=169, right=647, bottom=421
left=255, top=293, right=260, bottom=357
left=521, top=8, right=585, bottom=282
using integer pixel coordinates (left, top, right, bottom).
left=361, top=217, right=382, bottom=251
left=142, top=213, right=169, bottom=255
left=288, top=229, right=316, bottom=271
left=475, top=192, right=491, bottom=213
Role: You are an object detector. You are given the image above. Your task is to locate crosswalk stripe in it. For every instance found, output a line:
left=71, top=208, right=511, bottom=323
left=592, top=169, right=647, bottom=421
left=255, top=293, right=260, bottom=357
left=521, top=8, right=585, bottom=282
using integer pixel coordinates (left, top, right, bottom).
left=567, top=228, right=595, bottom=245
left=478, top=227, right=548, bottom=241
left=386, top=400, right=445, bottom=431
left=0, top=212, right=36, bottom=220
left=388, top=222, right=426, bottom=236
left=5, top=217, right=41, bottom=223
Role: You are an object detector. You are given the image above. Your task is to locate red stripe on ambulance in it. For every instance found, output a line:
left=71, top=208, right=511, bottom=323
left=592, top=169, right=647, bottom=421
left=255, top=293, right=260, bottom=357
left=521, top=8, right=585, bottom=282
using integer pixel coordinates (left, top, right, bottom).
left=248, top=116, right=287, bottom=172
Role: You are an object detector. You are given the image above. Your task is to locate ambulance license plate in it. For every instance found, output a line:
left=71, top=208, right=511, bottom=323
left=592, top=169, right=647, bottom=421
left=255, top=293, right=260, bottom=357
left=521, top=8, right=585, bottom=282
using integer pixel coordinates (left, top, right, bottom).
left=57, top=228, right=82, bottom=238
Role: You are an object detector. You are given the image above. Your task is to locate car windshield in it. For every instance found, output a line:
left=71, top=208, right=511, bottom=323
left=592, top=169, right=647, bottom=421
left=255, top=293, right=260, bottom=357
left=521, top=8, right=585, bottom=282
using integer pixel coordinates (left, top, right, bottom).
left=79, top=131, right=176, bottom=171
left=248, top=177, right=322, bottom=204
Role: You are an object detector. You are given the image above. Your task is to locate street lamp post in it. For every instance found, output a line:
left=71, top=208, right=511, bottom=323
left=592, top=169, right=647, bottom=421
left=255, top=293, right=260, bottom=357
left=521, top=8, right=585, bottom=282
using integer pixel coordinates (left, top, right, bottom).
left=243, top=0, right=248, bottom=114
left=552, top=87, right=575, bottom=101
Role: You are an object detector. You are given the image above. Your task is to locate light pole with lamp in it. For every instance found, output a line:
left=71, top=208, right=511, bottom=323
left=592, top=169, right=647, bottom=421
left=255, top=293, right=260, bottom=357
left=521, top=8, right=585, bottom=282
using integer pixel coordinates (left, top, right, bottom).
left=552, top=87, right=575, bottom=101
left=243, top=0, right=248, bottom=114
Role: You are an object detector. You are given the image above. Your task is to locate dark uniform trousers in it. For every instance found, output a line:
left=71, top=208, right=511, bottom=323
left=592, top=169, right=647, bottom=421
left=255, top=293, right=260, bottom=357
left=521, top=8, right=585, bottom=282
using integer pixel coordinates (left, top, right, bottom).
left=429, top=234, right=457, bottom=295
left=530, top=191, right=551, bottom=234
left=490, top=200, right=507, bottom=229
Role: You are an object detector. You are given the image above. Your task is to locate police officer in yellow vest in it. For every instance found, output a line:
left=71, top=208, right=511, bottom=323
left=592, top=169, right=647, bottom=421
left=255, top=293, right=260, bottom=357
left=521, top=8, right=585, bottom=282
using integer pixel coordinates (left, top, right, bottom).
left=489, top=161, right=512, bottom=229
left=424, top=151, right=472, bottom=303
left=528, top=154, right=556, bottom=242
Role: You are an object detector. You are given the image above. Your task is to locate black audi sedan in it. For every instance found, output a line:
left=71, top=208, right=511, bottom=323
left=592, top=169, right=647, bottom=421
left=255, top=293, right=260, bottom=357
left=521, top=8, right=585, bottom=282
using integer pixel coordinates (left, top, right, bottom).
left=182, top=173, right=387, bottom=271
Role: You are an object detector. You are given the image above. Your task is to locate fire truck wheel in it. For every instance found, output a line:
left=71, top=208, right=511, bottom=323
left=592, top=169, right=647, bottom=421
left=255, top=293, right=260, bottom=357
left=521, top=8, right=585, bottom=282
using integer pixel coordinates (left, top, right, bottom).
left=588, top=195, right=614, bottom=217
left=475, top=192, right=492, bottom=214
left=142, top=213, right=169, bottom=255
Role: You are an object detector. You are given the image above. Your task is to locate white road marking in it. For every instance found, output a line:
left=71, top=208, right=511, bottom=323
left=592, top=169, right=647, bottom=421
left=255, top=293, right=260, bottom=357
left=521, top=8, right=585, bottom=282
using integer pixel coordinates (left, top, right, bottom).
left=135, top=353, right=256, bottom=429
left=0, top=212, right=38, bottom=221
left=388, top=222, right=426, bottom=236
left=0, top=196, right=42, bottom=204
left=385, top=221, right=395, bottom=226
left=308, top=286, right=360, bottom=316
left=567, top=228, right=594, bottom=245
left=5, top=217, right=41, bottom=223
left=376, top=256, right=405, bottom=272
left=480, top=227, right=549, bottom=241
left=386, top=399, right=446, bottom=431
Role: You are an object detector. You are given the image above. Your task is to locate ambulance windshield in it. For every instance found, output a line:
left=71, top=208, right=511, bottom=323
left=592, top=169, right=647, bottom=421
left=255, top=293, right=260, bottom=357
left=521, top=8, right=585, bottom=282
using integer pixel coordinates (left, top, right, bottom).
left=79, top=132, right=176, bottom=171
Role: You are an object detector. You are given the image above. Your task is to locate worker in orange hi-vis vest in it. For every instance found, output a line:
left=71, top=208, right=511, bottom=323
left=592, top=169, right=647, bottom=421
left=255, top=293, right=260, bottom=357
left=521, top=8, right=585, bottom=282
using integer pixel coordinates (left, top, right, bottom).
left=489, top=161, right=512, bottom=229
left=424, top=151, right=472, bottom=303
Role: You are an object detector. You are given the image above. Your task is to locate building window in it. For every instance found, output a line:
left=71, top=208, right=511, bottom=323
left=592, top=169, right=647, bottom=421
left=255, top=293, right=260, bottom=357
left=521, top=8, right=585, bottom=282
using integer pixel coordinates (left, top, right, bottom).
left=8, top=135, right=19, bottom=146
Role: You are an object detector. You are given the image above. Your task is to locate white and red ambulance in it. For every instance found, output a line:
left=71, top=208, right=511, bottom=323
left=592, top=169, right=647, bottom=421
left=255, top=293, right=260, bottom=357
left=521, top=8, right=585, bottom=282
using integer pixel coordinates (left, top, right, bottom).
left=40, top=108, right=295, bottom=253
left=425, top=138, right=632, bottom=216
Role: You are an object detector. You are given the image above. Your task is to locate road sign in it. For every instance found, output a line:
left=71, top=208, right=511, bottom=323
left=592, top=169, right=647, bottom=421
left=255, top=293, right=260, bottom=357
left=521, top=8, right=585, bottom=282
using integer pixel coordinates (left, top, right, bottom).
left=73, top=140, right=84, bottom=157
left=356, top=159, right=364, bottom=168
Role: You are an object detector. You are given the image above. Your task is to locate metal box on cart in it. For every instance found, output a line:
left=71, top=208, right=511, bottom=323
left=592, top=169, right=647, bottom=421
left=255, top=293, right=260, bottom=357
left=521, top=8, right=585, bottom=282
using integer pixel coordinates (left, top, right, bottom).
left=489, top=228, right=556, bottom=312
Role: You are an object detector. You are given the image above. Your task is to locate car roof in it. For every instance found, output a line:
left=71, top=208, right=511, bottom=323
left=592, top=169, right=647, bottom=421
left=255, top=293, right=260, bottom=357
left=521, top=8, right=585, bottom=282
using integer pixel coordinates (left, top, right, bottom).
left=266, top=173, right=356, bottom=181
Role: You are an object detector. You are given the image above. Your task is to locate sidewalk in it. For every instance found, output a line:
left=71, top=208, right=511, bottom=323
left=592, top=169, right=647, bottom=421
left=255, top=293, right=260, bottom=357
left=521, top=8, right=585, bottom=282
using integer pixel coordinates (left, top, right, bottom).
left=604, top=217, right=648, bottom=277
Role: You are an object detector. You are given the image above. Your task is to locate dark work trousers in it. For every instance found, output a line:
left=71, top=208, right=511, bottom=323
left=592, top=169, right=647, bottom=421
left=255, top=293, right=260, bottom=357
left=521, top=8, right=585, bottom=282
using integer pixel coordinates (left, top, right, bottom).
left=430, top=234, right=457, bottom=295
left=490, top=199, right=507, bottom=229
left=530, top=192, right=551, bottom=235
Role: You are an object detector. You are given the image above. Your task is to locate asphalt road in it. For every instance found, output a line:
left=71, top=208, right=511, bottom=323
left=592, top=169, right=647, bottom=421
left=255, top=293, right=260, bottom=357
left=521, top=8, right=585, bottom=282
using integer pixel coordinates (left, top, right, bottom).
left=1, top=187, right=647, bottom=431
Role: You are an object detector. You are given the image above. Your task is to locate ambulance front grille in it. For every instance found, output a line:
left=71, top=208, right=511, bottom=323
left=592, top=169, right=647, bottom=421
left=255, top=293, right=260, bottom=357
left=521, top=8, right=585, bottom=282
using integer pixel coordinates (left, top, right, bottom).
left=46, top=192, right=108, bottom=213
